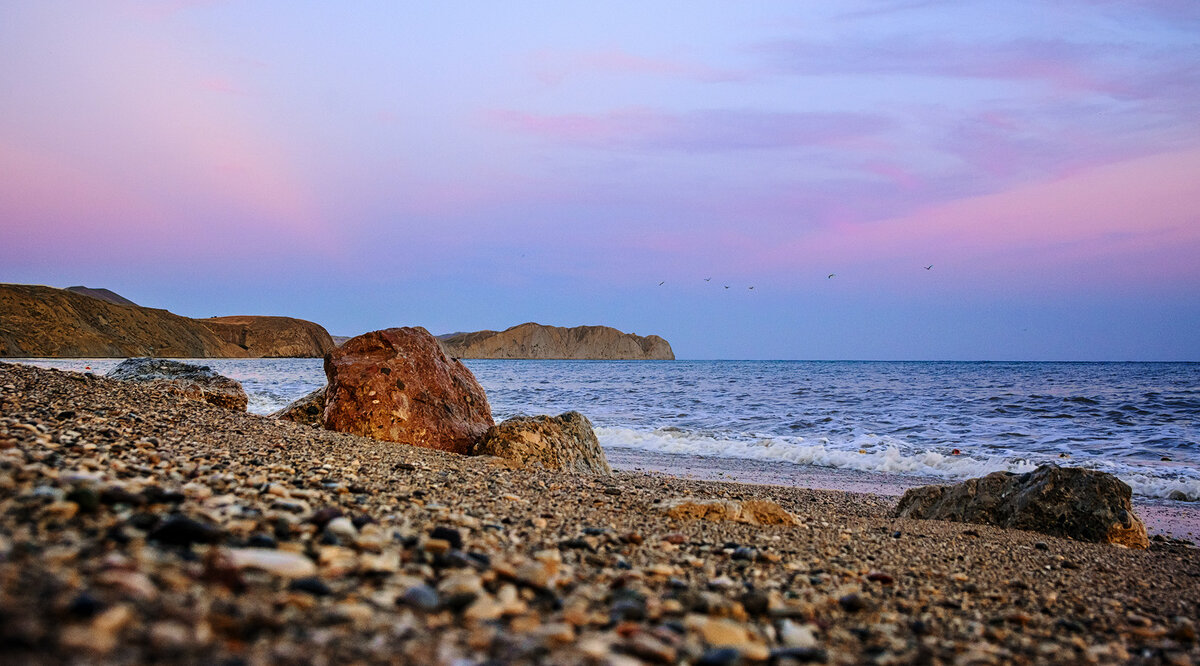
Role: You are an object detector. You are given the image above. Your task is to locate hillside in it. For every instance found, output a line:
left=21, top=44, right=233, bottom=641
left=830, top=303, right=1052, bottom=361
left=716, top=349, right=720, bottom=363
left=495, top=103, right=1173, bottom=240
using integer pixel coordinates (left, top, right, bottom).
left=0, top=284, right=332, bottom=358
left=438, top=322, right=674, bottom=360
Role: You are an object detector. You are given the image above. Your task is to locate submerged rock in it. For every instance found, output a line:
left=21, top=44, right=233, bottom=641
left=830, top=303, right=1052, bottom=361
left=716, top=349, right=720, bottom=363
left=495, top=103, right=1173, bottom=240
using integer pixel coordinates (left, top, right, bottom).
left=105, top=358, right=247, bottom=411
left=893, top=465, right=1149, bottom=549
left=322, top=327, right=493, bottom=454
left=272, top=386, right=326, bottom=427
left=658, top=498, right=800, bottom=526
left=471, top=411, right=612, bottom=475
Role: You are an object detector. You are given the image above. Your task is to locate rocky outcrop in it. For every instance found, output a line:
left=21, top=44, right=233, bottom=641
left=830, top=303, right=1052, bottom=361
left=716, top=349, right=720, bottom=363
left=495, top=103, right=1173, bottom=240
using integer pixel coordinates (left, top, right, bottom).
left=0, top=283, right=332, bottom=358
left=658, top=498, right=800, bottom=526
left=272, top=386, right=326, bottom=427
left=323, top=327, right=494, bottom=454
left=105, top=358, right=248, bottom=411
left=893, top=465, right=1149, bottom=549
left=438, top=323, right=674, bottom=360
left=197, top=316, right=334, bottom=358
left=472, top=412, right=612, bottom=475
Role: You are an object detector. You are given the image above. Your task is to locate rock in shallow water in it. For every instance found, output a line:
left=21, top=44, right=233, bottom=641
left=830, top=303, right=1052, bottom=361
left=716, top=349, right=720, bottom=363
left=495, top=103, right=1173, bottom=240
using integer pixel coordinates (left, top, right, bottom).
left=105, top=358, right=248, bottom=411
left=471, top=411, right=612, bottom=475
left=271, top=385, right=326, bottom=426
left=893, top=464, right=1150, bottom=548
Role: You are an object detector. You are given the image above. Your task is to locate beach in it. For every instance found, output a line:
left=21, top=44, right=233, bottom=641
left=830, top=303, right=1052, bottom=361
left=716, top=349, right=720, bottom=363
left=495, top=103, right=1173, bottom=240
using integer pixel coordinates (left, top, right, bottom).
left=1, top=361, right=1198, bottom=664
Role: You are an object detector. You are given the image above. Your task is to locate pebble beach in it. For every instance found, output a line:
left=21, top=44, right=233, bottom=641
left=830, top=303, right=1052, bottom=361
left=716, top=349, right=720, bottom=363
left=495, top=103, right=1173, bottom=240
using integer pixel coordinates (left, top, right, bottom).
left=2, top=361, right=1198, bottom=664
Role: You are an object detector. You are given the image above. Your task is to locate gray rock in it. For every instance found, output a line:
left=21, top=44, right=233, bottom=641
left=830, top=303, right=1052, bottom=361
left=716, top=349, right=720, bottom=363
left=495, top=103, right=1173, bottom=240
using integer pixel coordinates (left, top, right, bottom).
left=471, top=411, right=612, bottom=475
left=271, top=386, right=326, bottom=427
left=106, top=358, right=247, bottom=411
left=893, top=465, right=1149, bottom=548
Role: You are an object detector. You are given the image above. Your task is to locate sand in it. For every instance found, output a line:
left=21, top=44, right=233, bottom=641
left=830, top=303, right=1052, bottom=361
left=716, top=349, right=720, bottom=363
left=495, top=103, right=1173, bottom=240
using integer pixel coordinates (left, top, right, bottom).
left=1, top=361, right=1198, bottom=664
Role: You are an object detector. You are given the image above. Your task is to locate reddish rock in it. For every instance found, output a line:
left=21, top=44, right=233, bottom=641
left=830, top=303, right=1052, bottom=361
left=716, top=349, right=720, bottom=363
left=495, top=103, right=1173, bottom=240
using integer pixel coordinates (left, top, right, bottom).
left=322, top=327, right=493, bottom=453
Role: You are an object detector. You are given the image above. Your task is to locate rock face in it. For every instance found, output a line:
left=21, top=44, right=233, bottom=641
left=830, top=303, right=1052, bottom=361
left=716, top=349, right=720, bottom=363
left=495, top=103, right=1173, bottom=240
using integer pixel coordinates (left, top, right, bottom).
left=272, top=386, right=326, bottom=427
left=659, top=498, right=800, bottom=526
left=197, top=316, right=334, bottom=358
left=472, top=411, right=612, bottom=475
left=105, top=358, right=248, bottom=411
left=323, top=327, right=493, bottom=454
left=0, top=283, right=333, bottom=358
left=893, top=465, right=1149, bottom=549
left=438, top=323, right=674, bottom=360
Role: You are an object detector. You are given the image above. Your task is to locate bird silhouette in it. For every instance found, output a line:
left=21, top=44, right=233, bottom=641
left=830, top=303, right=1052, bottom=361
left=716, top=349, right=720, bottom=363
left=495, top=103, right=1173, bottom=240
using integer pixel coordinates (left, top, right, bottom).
left=705, top=278, right=711, bottom=282
left=748, top=286, right=755, bottom=290
left=658, top=281, right=665, bottom=286
left=924, top=265, right=933, bottom=270
left=827, top=273, right=836, bottom=279
left=724, top=285, right=729, bottom=289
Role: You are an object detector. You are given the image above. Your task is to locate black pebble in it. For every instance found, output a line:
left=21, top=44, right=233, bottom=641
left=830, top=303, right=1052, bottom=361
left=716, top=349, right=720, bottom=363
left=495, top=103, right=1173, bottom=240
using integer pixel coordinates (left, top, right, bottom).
left=65, top=487, right=100, bottom=513
left=1034, top=541, right=1049, bottom=550
left=66, top=592, right=104, bottom=618
left=731, top=547, right=757, bottom=561
left=838, top=594, right=867, bottom=613
left=430, top=526, right=463, bottom=549
left=148, top=516, right=223, bottom=547
left=246, top=534, right=277, bottom=549
left=770, top=647, right=828, bottom=663
left=610, top=598, right=646, bottom=622
left=696, top=647, right=742, bottom=666
left=288, top=577, right=332, bottom=596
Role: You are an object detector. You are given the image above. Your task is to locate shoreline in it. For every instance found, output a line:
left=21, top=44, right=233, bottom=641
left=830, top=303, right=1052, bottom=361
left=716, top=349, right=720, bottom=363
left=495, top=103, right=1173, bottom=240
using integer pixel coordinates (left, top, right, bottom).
left=608, top=448, right=1200, bottom=542
left=2, top=361, right=1198, bottom=663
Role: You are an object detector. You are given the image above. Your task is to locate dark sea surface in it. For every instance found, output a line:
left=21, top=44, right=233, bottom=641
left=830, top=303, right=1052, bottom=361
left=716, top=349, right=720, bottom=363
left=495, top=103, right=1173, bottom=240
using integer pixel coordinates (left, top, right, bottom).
left=18, top=359, right=1199, bottom=501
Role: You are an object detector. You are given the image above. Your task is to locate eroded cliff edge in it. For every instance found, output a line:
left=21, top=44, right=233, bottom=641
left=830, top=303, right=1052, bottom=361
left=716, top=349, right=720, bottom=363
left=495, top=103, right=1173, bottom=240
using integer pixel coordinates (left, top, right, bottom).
left=0, top=284, right=333, bottom=358
left=437, top=322, right=674, bottom=360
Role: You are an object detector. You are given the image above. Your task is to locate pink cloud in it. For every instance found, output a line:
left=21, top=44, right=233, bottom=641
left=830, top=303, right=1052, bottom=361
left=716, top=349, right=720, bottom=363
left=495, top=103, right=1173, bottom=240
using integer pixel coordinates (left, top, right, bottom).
left=762, top=147, right=1200, bottom=288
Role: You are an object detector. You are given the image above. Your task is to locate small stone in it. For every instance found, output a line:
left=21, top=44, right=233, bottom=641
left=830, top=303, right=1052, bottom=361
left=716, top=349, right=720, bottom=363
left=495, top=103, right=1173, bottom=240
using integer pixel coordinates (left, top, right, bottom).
left=246, top=534, right=278, bottom=549
left=227, top=548, right=317, bottom=578
left=837, top=594, right=866, bottom=613
left=309, top=506, right=343, bottom=528
left=325, top=516, right=358, bottom=541
left=288, top=577, right=333, bottom=596
left=664, top=533, right=687, bottom=545
left=770, top=647, right=827, bottom=663
left=41, top=501, right=79, bottom=521
left=627, top=633, right=677, bottom=663
left=65, top=487, right=101, bottom=513
left=148, top=516, right=223, bottom=547
left=731, top=546, right=757, bottom=561
left=67, top=592, right=105, bottom=619
left=424, top=538, right=451, bottom=555
left=398, top=584, right=440, bottom=612
left=696, top=647, right=742, bottom=666
left=1034, top=541, right=1049, bottom=551
left=430, top=526, right=463, bottom=549
left=866, top=571, right=894, bottom=585
left=779, top=620, right=818, bottom=648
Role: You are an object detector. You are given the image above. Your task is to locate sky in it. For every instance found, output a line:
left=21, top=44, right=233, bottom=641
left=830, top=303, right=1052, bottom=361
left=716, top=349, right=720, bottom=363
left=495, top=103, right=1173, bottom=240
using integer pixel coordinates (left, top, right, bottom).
left=2, top=1, right=1198, bottom=360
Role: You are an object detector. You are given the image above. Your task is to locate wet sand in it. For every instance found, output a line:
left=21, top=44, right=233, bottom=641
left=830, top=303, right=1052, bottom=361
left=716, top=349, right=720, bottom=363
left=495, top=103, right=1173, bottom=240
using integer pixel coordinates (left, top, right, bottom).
left=2, top=362, right=1198, bottom=664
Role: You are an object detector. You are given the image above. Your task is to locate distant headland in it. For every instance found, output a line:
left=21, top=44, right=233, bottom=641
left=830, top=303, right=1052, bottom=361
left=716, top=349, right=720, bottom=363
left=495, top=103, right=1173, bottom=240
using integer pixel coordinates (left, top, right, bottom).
left=0, top=283, right=333, bottom=358
left=436, top=322, right=674, bottom=360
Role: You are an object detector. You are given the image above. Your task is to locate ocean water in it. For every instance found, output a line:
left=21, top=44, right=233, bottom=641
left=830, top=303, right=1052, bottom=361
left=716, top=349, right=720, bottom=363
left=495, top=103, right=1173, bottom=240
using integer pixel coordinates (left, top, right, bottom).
left=15, top=359, right=1200, bottom=501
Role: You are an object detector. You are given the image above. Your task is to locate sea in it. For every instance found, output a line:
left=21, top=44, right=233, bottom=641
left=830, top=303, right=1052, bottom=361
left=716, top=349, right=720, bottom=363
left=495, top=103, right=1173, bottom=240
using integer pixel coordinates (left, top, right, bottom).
left=15, top=359, right=1200, bottom=502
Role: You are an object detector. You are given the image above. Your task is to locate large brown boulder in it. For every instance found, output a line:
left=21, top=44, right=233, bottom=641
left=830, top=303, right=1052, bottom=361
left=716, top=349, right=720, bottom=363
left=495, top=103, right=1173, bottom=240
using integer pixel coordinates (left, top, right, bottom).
left=322, top=327, right=493, bottom=453
left=894, top=465, right=1149, bottom=548
left=471, top=411, right=612, bottom=475
left=272, top=386, right=326, bottom=427
left=105, top=358, right=248, bottom=411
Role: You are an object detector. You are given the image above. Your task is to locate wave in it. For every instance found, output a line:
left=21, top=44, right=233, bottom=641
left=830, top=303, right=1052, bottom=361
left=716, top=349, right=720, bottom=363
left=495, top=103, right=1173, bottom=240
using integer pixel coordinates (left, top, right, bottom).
left=596, top=426, right=1200, bottom=502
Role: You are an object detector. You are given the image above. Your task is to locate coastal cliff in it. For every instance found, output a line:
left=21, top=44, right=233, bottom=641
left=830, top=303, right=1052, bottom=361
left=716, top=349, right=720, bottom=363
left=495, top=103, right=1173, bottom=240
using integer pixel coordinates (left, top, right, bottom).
left=437, top=322, right=674, bottom=360
left=0, top=284, right=333, bottom=358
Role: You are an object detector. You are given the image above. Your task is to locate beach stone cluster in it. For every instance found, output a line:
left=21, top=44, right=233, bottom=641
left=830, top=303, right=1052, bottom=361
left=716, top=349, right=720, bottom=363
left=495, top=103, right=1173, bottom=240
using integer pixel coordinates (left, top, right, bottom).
left=472, top=411, right=613, bottom=475
left=105, top=358, right=248, bottom=411
left=1, top=361, right=1198, bottom=664
left=894, top=466, right=1150, bottom=549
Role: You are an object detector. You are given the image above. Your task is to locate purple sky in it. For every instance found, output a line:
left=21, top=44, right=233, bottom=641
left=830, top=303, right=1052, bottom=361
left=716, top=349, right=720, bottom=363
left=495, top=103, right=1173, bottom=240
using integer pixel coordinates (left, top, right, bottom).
left=2, top=1, right=1198, bottom=359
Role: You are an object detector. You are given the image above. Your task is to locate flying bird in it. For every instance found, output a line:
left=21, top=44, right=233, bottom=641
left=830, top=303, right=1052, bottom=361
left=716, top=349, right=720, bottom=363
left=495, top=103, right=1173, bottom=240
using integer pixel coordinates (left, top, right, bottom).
left=827, top=273, right=836, bottom=279
left=748, top=286, right=755, bottom=290
left=705, top=278, right=711, bottom=282
left=924, top=265, right=933, bottom=270
left=658, top=281, right=665, bottom=286
left=724, top=285, right=729, bottom=289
